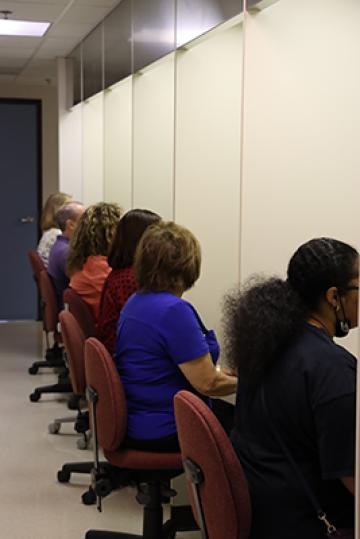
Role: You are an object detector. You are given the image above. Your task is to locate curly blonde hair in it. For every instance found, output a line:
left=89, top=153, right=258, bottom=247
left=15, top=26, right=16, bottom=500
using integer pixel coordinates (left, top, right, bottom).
left=41, top=192, right=72, bottom=231
left=67, top=202, right=122, bottom=276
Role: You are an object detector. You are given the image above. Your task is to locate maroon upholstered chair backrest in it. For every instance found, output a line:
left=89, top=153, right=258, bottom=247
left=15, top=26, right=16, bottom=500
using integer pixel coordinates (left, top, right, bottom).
left=63, top=288, right=97, bottom=338
left=38, top=270, right=58, bottom=333
left=59, top=310, right=86, bottom=395
left=28, top=250, right=45, bottom=283
left=85, top=337, right=127, bottom=452
left=174, top=391, right=252, bottom=539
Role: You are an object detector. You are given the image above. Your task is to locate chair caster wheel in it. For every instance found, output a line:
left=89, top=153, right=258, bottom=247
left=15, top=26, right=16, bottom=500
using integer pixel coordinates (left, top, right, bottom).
left=77, top=437, right=88, bottom=450
left=29, top=391, right=40, bottom=402
left=95, top=478, right=112, bottom=498
left=82, top=487, right=97, bottom=505
left=48, top=422, right=61, bottom=434
left=28, top=365, right=38, bottom=375
left=57, top=469, right=71, bottom=483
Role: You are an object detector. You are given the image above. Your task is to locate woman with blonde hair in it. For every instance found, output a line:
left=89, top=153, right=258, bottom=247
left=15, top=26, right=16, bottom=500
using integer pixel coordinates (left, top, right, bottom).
left=37, top=192, right=72, bottom=267
left=67, top=202, right=122, bottom=320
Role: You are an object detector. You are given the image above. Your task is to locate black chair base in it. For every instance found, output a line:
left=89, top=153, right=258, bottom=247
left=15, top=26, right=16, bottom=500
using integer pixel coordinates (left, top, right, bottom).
left=29, top=379, right=72, bottom=402
left=85, top=506, right=197, bottom=539
left=29, top=344, right=64, bottom=374
left=68, top=393, right=82, bottom=410
left=45, top=342, right=63, bottom=360
left=58, top=461, right=94, bottom=483
left=85, top=479, right=198, bottom=539
left=86, top=533, right=139, bottom=539
left=57, top=461, right=132, bottom=490
left=28, top=358, right=65, bottom=375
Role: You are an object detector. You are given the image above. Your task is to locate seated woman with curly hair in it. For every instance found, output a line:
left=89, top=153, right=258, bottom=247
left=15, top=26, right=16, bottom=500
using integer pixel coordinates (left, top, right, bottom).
left=115, top=221, right=237, bottom=453
left=223, top=238, right=358, bottom=539
left=66, top=202, right=122, bottom=320
left=97, top=208, right=161, bottom=357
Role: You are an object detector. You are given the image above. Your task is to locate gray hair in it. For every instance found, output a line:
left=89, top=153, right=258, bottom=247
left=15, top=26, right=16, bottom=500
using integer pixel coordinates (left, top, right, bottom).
left=55, top=201, right=84, bottom=232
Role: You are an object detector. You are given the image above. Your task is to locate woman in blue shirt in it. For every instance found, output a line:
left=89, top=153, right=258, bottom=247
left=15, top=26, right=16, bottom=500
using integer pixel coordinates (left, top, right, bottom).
left=115, top=221, right=237, bottom=452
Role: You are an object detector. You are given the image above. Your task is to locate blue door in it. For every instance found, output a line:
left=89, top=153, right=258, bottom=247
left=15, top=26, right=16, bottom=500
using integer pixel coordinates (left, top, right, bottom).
left=0, top=100, right=40, bottom=320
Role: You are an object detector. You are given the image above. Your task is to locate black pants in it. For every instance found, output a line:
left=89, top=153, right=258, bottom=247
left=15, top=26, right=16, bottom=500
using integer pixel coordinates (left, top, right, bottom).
left=124, top=398, right=235, bottom=453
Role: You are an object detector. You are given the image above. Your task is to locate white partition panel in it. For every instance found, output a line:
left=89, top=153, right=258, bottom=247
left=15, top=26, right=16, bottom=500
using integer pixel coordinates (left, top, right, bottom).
left=241, top=0, right=360, bottom=353
left=133, top=53, right=175, bottom=220
left=82, top=93, right=104, bottom=206
left=104, top=77, right=132, bottom=210
left=59, top=103, right=83, bottom=201
left=175, top=24, right=243, bottom=334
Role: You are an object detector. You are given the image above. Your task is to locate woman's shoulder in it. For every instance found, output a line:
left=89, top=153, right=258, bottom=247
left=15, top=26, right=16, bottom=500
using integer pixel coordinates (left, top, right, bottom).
left=291, top=326, right=356, bottom=407
left=299, top=325, right=356, bottom=366
left=123, top=291, right=189, bottom=317
left=37, top=227, right=60, bottom=247
left=84, top=255, right=110, bottom=274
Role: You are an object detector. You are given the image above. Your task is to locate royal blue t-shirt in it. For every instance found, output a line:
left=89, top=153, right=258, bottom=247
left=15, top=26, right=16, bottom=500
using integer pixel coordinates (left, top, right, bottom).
left=115, top=291, right=219, bottom=440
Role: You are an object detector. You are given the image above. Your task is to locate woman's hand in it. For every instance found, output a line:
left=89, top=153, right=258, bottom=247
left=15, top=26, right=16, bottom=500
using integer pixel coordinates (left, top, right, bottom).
left=220, top=366, right=238, bottom=377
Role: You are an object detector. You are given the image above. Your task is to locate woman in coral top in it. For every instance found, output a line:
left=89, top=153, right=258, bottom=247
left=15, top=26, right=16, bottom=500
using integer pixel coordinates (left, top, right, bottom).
left=66, top=202, right=122, bottom=320
left=97, top=209, right=161, bottom=356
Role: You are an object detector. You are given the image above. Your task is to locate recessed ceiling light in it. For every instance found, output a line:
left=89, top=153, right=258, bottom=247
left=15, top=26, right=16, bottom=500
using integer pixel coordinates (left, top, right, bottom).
left=0, top=11, right=50, bottom=37
left=0, top=19, right=50, bottom=37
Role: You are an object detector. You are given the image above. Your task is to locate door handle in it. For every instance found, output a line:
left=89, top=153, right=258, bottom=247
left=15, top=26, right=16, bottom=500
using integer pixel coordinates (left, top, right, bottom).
left=20, top=216, right=34, bottom=224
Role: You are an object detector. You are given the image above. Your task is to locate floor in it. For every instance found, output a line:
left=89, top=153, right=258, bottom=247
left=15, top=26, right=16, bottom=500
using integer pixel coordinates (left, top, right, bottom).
left=0, top=321, right=200, bottom=539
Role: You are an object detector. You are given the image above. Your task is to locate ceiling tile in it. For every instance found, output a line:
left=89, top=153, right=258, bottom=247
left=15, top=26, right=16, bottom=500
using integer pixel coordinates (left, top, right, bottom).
left=60, top=5, right=109, bottom=24
left=0, top=47, right=34, bottom=58
left=0, top=2, right=65, bottom=21
left=0, top=67, right=20, bottom=75
left=0, top=57, right=27, bottom=67
left=35, top=39, right=79, bottom=58
left=76, top=0, right=120, bottom=6
left=6, top=0, right=68, bottom=4
left=49, top=21, right=94, bottom=38
left=19, top=58, right=57, bottom=79
left=0, top=35, right=40, bottom=48
left=0, top=72, right=17, bottom=79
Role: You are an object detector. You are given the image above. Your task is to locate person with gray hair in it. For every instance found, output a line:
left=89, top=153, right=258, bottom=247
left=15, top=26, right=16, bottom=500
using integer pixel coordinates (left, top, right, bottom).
left=47, top=201, right=85, bottom=309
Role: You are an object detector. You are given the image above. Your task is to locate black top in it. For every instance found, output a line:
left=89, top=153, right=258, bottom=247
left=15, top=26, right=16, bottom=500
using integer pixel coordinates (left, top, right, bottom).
left=231, top=324, right=355, bottom=539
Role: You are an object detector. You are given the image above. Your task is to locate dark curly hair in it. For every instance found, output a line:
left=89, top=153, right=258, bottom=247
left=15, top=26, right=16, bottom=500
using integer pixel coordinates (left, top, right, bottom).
left=108, top=209, right=161, bottom=270
left=223, top=238, right=358, bottom=387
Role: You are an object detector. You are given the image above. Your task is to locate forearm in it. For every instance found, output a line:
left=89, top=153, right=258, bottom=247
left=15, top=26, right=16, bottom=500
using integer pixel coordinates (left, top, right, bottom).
left=202, top=370, right=237, bottom=397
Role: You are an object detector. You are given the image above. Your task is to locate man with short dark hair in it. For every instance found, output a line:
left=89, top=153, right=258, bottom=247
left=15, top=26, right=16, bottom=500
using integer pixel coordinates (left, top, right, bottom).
left=48, top=201, right=84, bottom=309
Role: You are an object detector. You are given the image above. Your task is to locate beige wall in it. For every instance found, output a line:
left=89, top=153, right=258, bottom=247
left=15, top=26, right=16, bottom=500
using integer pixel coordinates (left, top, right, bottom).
left=241, top=0, right=360, bottom=353
left=176, top=24, right=243, bottom=334
left=58, top=0, right=360, bottom=353
left=0, top=82, right=59, bottom=203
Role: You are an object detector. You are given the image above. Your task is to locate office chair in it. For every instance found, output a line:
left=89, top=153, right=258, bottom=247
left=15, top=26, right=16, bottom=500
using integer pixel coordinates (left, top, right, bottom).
left=56, top=317, right=137, bottom=504
left=49, top=310, right=90, bottom=449
left=27, top=250, right=64, bottom=373
left=29, top=270, right=72, bottom=402
left=83, top=337, right=197, bottom=539
left=63, top=287, right=97, bottom=338
left=174, top=391, right=252, bottom=539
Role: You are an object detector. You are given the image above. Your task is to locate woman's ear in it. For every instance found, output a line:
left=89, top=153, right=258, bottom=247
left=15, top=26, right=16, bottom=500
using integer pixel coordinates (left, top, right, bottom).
left=325, top=286, right=339, bottom=310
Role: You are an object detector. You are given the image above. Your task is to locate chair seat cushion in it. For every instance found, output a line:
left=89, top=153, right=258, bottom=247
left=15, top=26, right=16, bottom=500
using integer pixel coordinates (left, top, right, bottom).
left=104, top=448, right=182, bottom=470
